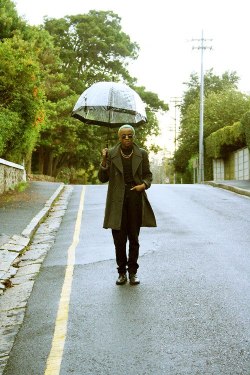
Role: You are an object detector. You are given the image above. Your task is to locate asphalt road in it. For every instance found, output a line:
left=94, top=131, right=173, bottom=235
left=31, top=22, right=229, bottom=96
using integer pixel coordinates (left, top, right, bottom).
left=0, top=181, right=61, bottom=237
left=3, top=184, right=250, bottom=375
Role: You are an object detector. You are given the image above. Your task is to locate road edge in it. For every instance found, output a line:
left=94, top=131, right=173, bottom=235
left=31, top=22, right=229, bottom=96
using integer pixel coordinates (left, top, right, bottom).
left=204, top=181, right=250, bottom=198
left=0, top=183, right=65, bottom=293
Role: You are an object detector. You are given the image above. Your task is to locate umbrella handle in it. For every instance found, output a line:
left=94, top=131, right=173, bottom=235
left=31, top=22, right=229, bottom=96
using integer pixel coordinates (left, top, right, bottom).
left=106, top=126, right=110, bottom=148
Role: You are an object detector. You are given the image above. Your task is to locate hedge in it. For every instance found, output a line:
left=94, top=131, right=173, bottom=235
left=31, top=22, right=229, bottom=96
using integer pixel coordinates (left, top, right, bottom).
left=205, top=121, right=246, bottom=159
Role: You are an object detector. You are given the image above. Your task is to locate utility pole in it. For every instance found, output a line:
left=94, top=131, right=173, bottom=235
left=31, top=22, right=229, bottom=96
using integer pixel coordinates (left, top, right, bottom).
left=170, top=97, right=182, bottom=184
left=192, top=30, right=212, bottom=183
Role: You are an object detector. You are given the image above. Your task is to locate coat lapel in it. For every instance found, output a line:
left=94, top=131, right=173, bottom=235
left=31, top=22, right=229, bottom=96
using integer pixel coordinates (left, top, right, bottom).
left=132, top=146, right=142, bottom=177
left=110, top=144, right=123, bottom=174
left=110, top=143, right=142, bottom=176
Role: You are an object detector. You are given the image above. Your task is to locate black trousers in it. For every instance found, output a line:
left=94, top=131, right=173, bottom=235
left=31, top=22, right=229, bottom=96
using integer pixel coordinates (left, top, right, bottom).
left=112, top=187, right=142, bottom=275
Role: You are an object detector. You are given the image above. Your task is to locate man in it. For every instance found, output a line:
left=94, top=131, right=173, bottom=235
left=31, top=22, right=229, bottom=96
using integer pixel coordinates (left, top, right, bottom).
left=98, top=124, right=156, bottom=286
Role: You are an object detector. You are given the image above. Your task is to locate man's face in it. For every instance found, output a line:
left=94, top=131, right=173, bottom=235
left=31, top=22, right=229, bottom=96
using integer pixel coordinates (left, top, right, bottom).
left=119, top=128, right=134, bottom=149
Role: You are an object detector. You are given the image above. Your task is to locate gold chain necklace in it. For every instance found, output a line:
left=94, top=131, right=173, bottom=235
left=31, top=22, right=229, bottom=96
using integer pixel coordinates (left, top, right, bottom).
left=120, top=148, right=133, bottom=159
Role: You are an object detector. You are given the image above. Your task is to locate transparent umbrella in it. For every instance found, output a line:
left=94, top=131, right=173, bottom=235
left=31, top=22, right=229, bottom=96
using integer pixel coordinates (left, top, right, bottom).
left=71, top=81, right=147, bottom=128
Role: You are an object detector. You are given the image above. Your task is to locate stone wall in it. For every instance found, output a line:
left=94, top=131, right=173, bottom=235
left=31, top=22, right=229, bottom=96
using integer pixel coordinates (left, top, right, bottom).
left=212, top=147, right=250, bottom=181
left=0, top=158, right=26, bottom=194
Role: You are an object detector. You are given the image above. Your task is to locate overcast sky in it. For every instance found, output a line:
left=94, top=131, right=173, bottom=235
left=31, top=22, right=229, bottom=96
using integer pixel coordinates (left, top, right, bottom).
left=13, top=0, right=250, bottom=152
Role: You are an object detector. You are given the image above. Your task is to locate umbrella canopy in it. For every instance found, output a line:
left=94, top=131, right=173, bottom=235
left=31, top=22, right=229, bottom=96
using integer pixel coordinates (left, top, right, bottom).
left=71, top=81, right=147, bottom=128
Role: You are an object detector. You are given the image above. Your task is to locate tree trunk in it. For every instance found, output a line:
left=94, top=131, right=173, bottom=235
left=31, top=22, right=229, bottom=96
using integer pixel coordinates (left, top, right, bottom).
left=38, top=147, right=45, bottom=174
left=25, top=157, right=31, bottom=174
left=47, top=151, right=53, bottom=176
left=52, top=156, right=59, bottom=177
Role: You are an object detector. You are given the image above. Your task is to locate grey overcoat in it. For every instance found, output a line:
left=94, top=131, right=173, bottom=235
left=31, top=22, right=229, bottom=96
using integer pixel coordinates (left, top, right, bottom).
left=98, top=142, right=157, bottom=230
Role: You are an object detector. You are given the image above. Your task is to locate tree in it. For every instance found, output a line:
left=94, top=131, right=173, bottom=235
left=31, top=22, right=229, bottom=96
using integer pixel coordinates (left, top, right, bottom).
left=31, top=11, right=168, bottom=180
left=240, top=111, right=250, bottom=150
left=0, top=0, right=25, bottom=40
left=1, top=4, right=168, bottom=180
left=43, top=11, right=139, bottom=94
left=22, top=26, right=77, bottom=175
left=0, top=32, right=45, bottom=165
left=181, top=69, right=239, bottom=116
left=174, top=69, right=250, bottom=182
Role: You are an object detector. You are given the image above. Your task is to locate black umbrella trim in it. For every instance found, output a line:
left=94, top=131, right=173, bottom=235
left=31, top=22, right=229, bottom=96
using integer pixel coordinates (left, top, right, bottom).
left=71, top=113, right=147, bottom=127
left=73, top=105, right=138, bottom=115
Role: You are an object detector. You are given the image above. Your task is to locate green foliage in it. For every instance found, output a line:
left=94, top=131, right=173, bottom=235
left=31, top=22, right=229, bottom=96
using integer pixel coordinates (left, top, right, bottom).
left=56, top=167, right=76, bottom=184
left=0, top=108, right=19, bottom=154
left=204, top=157, right=213, bottom=181
left=1, top=3, right=168, bottom=181
left=0, top=33, right=45, bottom=162
left=174, top=69, right=250, bottom=181
left=181, top=69, right=239, bottom=116
left=0, top=0, right=25, bottom=39
left=43, top=11, right=140, bottom=94
left=204, top=90, right=250, bottom=136
left=205, top=121, right=246, bottom=159
left=240, top=111, right=250, bottom=150
left=137, top=86, right=169, bottom=113
left=15, top=181, right=28, bottom=192
left=33, top=10, right=168, bottom=180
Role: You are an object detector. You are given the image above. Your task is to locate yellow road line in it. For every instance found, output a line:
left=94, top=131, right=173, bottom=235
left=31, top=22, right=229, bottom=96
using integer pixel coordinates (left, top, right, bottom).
left=44, top=186, right=86, bottom=375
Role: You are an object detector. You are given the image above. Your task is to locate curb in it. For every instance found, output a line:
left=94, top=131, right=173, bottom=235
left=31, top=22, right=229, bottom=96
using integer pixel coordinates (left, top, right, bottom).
left=205, top=181, right=250, bottom=198
left=0, top=183, right=65, bottom=293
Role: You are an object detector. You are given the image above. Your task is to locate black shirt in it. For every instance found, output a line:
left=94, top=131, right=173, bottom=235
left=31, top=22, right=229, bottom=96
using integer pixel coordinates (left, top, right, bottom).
left=120, top=147, right=134, bottom=185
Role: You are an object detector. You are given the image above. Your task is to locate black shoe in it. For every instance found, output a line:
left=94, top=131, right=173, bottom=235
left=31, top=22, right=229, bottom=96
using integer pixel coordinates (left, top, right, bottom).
left=129, top=273, right=140, bottom=285
left=116, top=273, right=127, bottom=285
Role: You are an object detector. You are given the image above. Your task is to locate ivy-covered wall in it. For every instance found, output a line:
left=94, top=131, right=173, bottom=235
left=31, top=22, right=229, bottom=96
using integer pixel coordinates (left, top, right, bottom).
left=241, top=111, right=250, bottom=149
left=205, top=121, right=247, bottom=159
left=205, top=111, right=250, bottom=181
